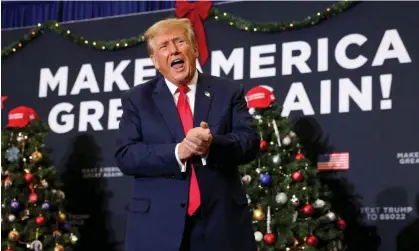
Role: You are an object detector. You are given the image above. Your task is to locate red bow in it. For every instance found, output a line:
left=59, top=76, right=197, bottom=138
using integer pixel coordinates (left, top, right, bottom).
left=1, top=96, right=7, bottom=109
left=175, top=0, right=212, bottom=66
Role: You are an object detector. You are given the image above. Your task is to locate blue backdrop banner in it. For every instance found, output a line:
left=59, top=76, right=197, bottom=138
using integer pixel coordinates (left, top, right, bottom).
left=2, top=2, right=418, bottom=251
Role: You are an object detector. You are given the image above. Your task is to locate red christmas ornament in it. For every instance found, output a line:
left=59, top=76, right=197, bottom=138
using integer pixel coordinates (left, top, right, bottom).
left=306, top=235, right=318, bottom=246
left=295, top=152, right=304, bottom=160
left=5, top=249, right=12, bottom=251
left=291, top=171, right=304, bottom=182
left=302, top=204, right=314, bottom=216
left=28, top=192, right=38, bottom=204
left=337, top=219, right=347, bottom=231
left=24, top=173, right=34, bottom=183
left=260, top=140, right=268, bottom=150
left=263, top=233, right=276, bottom=245
left=54, top=245, right=64, bottom=251
left=35, top=215, right=45, bottom=225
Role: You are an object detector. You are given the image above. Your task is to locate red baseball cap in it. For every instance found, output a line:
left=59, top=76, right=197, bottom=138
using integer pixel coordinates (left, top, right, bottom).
left=245, top=85, right=276, bottom=109
left=6, top=106, right=39, bottom=128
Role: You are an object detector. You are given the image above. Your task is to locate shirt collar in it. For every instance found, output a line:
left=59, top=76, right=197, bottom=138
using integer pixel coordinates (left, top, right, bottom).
left=165, top=70, right=198, bottom=95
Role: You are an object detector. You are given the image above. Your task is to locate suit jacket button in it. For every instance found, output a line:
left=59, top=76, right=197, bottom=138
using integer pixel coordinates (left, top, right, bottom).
left=180, top=201, right=186, bottom=208
left=170, top=175, right=175, bottom=178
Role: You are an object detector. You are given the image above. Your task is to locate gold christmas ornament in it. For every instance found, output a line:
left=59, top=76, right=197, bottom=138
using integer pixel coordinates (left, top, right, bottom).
left=8, top=229, right=20, bottom=241
left=31, top=151, right=43, bottom=163
left=58, top=211, right=66, bottom=222
left=253, top=208, right=265, bottom=221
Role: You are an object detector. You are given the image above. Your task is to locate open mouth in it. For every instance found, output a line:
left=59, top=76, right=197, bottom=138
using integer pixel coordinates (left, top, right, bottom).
left=170, top=58, right=185, bottom=70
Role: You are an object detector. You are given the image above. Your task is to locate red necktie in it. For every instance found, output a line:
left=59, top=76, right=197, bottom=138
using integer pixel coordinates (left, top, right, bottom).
left=176, top=85, right=201, bottom=216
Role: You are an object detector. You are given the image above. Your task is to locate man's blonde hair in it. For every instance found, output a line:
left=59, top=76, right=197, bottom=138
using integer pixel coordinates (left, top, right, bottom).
left=144, top=18, right=197, bottom=55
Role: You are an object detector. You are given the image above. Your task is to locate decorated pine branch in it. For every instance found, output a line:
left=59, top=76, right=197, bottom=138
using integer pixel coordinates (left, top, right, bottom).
left=1, top=106, right=79, bottom=251
left=1, top=1, right=359, bottom=59
left=240, top=86, right=346, bottom=251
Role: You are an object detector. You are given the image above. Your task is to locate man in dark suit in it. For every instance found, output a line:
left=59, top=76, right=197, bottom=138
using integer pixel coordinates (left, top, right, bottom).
left=115, top=18, right=260, bottom=251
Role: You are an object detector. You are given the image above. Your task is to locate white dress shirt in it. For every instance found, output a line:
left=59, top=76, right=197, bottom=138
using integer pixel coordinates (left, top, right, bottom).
left=164, top=70, right=207, bottom=172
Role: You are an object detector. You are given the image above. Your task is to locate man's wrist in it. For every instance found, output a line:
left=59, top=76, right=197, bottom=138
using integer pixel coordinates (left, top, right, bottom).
left=177, top=142, right=188, bottom=162
left=175, top=143, right=187, bottom=172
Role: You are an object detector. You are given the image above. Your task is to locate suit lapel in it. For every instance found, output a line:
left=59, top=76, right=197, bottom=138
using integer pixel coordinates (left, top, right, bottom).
left=193, top=73, right=214, bottom=128
left=152, top=78, right=185, bottom=143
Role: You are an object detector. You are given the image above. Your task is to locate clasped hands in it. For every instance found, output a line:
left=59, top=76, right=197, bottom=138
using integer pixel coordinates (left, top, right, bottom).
left=178, top=121, right=212, bottom=161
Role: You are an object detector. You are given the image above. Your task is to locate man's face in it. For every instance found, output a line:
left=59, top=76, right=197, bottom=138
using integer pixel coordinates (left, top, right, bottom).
left=150, top=26, right=198, bottom=86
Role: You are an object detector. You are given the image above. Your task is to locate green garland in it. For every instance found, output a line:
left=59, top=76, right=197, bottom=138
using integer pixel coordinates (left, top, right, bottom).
left=210, top=0, right=358, bottom=32
left=1, top=1, right=359, bottom=58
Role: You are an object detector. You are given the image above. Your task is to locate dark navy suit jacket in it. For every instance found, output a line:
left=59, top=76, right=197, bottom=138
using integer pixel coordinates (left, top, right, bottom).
left=115, top=72, right=260, bottom=251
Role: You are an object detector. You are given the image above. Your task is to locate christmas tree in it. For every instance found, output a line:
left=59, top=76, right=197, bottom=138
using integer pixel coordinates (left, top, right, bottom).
left=1, top=106, right=79, bottom=251
left=240, top=86, right=346, bottom=251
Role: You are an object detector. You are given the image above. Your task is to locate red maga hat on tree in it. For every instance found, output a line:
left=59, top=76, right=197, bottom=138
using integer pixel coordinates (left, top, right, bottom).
left=6, top=106, right=39, bottom=128
left=245, top=85, right=275, bottom=109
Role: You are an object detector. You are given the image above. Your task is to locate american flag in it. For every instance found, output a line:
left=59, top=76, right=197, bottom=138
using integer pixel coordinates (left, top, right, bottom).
left=317, top=152, right=349, bottom=170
